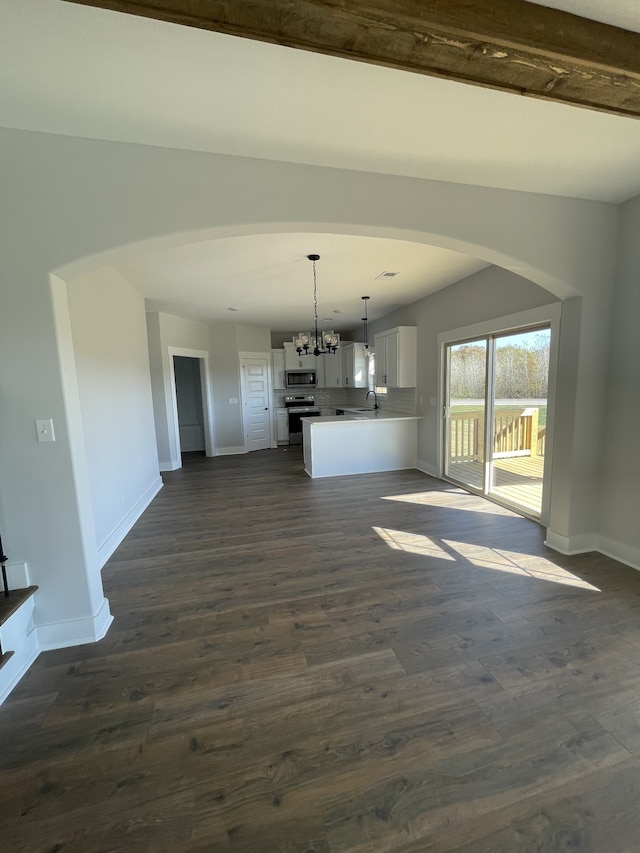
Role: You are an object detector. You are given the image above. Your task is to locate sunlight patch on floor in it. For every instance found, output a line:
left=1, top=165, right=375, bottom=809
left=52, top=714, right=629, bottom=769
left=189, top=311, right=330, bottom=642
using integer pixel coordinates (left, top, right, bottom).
left=372, top=527, right=456, bottom=560
left=372, top=525, right=600, bottom=591
left=381, top=491, right=517, bottom=516
left=442, top=539, right=601, bottom=590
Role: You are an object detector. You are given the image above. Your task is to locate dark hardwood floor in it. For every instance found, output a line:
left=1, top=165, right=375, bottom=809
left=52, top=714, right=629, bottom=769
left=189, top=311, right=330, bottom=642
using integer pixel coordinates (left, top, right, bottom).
left=3, top=447, right=640, bottom=852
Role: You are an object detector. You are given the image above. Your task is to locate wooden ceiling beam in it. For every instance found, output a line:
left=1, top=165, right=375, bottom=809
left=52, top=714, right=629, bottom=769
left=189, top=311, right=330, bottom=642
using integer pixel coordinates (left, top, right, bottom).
left=61, top=0, right=640, bottom=118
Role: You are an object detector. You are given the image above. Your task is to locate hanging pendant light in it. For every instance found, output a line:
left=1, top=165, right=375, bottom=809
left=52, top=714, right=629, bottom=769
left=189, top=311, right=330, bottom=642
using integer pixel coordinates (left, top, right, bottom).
left=361, top=295, right=370, bottom=349
left=293, top=254, right=340, bottom=356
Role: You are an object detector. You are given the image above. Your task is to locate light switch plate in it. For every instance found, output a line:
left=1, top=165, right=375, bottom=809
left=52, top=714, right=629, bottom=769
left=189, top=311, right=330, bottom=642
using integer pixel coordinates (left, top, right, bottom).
left=35, top=418, right=56, bottom=442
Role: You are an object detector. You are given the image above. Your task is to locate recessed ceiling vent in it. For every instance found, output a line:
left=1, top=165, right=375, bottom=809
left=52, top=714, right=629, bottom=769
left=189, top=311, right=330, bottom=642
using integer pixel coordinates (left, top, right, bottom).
left=376, top=271, right=398, bottom=280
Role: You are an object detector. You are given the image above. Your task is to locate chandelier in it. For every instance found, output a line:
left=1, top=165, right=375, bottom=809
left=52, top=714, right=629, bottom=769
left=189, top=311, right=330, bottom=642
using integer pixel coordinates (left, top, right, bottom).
left=293, top=254, right=340, bottom=356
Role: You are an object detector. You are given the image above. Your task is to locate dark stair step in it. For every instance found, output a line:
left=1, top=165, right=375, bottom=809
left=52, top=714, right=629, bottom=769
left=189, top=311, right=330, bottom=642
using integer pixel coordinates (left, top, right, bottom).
left=0, top=586, right=38, bottom=628
left=0, top=586, right=38, bottom=656
left=0, top=650, right=15, bottom=671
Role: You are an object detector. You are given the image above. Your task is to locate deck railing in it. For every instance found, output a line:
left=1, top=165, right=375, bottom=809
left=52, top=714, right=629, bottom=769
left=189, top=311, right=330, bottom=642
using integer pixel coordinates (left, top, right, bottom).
left=449, top=408, right=543, bottom=463
left=537, top=426, right=546, bottom=457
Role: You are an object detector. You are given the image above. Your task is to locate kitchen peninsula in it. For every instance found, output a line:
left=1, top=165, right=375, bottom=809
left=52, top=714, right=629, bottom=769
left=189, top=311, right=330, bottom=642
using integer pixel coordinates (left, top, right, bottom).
left=301, top=410, right=420, bottom=479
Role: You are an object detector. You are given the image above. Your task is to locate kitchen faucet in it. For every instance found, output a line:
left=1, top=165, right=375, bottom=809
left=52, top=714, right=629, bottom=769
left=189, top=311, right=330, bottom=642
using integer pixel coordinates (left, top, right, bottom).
left=366, top=390, right=379, bottom=409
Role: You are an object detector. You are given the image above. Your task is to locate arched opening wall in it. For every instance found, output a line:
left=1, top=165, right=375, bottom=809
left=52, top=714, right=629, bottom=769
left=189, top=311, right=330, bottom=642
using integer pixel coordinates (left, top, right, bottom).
left=0, top=127, right=619, bottom=655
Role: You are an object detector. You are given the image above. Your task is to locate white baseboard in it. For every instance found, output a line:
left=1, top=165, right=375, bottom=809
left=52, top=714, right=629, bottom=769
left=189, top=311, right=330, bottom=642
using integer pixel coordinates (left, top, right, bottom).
left=544, top=529, right=640, bottom=573
left=544, top=529, right=598, bottom=555
left=593, top=536, right=640, bottom=573
left=97, top=477, right=163, bottom=569
left=216, top=446, right=246, bottom=456
left=159, top=459, right=181, bottom=471
left=36, top=596, right=114, bottom=651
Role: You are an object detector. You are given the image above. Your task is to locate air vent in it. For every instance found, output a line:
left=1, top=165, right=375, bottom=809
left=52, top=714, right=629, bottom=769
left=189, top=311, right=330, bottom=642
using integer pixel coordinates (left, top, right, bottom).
left=376, top=271, right=398, bottom=280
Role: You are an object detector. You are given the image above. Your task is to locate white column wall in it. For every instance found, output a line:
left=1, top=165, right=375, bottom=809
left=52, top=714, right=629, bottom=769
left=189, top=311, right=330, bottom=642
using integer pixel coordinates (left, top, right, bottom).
left=66, top=267, right=162, bottom=564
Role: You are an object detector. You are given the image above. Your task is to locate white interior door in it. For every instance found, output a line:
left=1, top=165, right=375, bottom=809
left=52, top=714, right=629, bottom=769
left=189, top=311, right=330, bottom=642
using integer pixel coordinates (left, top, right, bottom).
left=241, top=356, right=272, bottom=452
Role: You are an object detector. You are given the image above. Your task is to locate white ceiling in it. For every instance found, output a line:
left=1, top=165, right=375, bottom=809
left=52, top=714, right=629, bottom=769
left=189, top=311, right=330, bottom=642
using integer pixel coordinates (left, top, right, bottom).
left=120, top=234, right=490, bottom=331
left=2, top=0, right=640, bottom=331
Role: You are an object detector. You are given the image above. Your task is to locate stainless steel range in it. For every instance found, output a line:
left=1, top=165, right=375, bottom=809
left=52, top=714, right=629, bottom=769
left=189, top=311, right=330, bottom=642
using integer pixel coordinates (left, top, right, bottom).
left=284, top=395, right=321, bottom=445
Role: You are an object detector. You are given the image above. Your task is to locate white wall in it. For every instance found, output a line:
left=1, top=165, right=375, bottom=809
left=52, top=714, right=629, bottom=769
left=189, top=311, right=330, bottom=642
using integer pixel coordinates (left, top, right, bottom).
left=598, top=195, right=640, bottom=568
left=66, top=267, right=161, bottom=563
left=0, top=125, right=627, bottom=671
left=207, top=323, right=244, bottom=452
left=235, top=324, right=271, bottom=353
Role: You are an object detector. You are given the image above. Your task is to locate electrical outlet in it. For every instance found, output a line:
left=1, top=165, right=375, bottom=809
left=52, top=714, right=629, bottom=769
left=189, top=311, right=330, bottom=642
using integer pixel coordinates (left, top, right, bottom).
left=35, top=418, right=55, bottom=442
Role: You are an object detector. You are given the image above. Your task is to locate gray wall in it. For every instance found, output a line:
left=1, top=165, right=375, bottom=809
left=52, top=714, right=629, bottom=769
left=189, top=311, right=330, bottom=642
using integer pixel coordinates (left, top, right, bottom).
left=598, top=194, right=640, bottom=566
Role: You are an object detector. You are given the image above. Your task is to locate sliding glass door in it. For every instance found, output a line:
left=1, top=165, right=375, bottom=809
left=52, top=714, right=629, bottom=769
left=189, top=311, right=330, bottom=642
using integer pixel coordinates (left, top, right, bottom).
left=444, top=339, right=487, bottom=491
left=444, top=326, right=550, bottom=517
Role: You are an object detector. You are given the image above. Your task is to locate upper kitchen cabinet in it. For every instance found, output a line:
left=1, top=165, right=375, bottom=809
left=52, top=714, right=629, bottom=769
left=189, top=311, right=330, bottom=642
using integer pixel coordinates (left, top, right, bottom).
left=284, top=341, right=316, bottom=370
left=317, top=349, right=342, bottom=388
left=341, top=342, right=368, bottom=388
left=374, top=326, right=417, bottom=388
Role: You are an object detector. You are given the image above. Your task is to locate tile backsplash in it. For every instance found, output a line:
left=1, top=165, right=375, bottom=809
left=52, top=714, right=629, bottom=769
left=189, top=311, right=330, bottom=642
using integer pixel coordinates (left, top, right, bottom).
left=274, top=386, right=416, bottom=414
left=345, top=386, right=417, bottom=414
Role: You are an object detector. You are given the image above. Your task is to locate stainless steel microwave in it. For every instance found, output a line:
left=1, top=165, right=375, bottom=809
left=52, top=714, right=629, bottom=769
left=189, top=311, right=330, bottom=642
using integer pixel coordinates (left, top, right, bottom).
left=285, top=369, right=317, bottom=388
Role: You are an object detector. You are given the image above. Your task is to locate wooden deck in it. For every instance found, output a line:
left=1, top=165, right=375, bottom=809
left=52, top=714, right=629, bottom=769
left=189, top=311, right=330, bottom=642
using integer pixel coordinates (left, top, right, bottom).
left=447, top=455, right=545, bottom=515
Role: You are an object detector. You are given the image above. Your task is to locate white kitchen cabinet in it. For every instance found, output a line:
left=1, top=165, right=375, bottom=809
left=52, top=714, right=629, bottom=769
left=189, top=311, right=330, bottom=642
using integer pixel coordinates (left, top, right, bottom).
left=341, top=342, right=367, bottom=388
left=320, top=349, right=342, bottom=388
left=315, top=352, right=326, bottom=388
left=271, top=348, right=285, bottom=389
left=374, top=326, right=417, bottom=388
left=275, top=408, right=289, bottom=443
left=284, top=341, right=317, bottom=370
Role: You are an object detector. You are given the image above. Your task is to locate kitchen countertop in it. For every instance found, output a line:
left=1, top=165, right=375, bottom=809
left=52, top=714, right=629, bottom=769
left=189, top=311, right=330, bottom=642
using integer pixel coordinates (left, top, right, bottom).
left=302, top=409, right=420, bottom=423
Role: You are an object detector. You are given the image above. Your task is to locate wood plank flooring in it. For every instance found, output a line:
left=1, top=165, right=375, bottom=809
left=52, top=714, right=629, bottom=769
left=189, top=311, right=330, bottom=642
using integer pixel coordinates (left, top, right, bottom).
left=3, top=448, right=640, bottom=851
